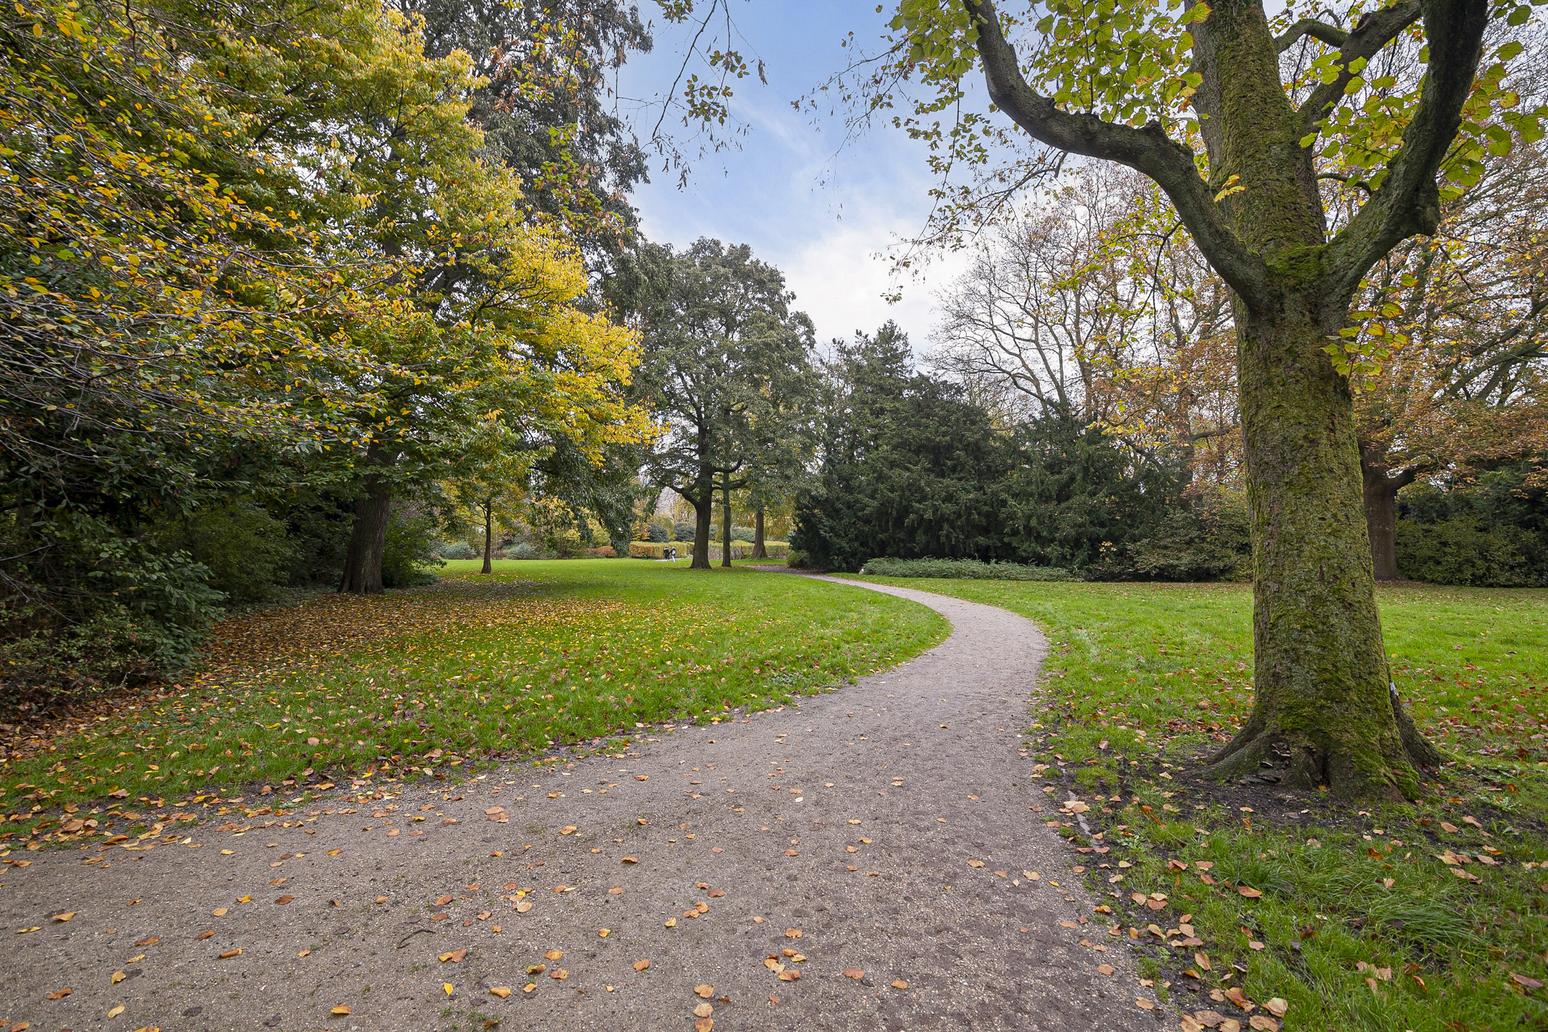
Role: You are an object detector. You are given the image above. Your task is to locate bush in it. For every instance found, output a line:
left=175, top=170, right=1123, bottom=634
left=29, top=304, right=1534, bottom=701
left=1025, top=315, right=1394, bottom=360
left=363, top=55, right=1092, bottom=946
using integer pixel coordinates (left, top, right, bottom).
left=381, top=509, right=443, bottom=588
left=437, top=540, right=478, bottom=560
left=0, top=510, right=223, bottom=711
left=588, top=545, right=618, bottom=558
left=1123, top=491, right=1252, bottom=582
left=645, top=519, right=671, bottom=543
left=860, top=557, right=1076, bottom=581
left=673, top=520, right=695, bottom=542
left=173, top=497, right=298, bottom=604
left=730, top=524, right=756, bottom=542
left=501, top=541, right=548, bottom=560
left=1397, top=516, right=1533, bottom=587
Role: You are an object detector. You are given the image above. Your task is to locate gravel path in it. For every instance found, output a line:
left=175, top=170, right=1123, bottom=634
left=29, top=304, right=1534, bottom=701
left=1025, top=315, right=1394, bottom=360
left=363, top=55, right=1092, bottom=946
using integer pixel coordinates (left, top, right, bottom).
left=0, top=575, right=1166, bottom=1031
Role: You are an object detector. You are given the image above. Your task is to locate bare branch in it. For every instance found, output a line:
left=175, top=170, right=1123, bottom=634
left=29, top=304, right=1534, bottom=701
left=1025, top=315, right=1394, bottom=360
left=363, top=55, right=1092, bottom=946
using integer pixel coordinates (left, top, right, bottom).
left=1276, top=17, right=1350, bottom=52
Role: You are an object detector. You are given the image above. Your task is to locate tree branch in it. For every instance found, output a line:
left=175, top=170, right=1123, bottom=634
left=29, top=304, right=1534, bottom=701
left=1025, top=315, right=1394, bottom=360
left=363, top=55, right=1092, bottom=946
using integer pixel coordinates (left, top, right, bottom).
left=1275, top=17, right=1349, bottom=52
left=1323, top=0, right=1488, bottom=301
left=1297, top=0, right=1423, bottom=132
left=961, top=0, right=1271, bottom=307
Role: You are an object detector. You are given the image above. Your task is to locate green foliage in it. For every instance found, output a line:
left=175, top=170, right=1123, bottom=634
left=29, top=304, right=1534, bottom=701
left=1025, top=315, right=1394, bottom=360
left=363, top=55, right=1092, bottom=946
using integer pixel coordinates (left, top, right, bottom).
left=795, top=325, right=1189, bottom=575
left=171, top=498, right=300, bottom=606
left=859, top=557, right=1074, bottom=581
left=381, top=510, right=444, bottom=589
left=0, top=511, right=222, bottom=713
left=437, top=540, right=479, bottom=560
left=1397, top=469, right=1547, bottom=586
left=1123, top=490, right=1252, bottom=582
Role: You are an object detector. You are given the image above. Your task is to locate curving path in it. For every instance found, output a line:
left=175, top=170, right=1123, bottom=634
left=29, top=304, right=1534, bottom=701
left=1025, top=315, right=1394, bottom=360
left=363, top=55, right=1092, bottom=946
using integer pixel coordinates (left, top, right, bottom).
left=0, top=576, right=1165, bottom=1031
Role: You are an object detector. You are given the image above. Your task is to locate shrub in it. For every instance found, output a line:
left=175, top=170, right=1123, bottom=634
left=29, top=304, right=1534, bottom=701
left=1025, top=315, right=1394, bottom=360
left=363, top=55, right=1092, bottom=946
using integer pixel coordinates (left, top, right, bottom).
left=381, top=509, right=443, bottom=588
left=1397, top=516, right=1533, bottom=587
left=628, top=541, right=680, bottom=558
left=730, top=524, right=756, bottom=542
left=588, top=545, right=618, bottom=558
left=860, top=557, right=1075, bottom=581
left=645, top=519, right=671, bottom=543
left=1123, top=491, right=1252, bottom=582
left=673, top=520, right=695, bottom=541
left=0, top=510, right=223, bottom=712
left=437, top=540, right=478, bottom=560
left=173, top=497, right=298, bottom=604
left=502, top=541, right=547, bottom=560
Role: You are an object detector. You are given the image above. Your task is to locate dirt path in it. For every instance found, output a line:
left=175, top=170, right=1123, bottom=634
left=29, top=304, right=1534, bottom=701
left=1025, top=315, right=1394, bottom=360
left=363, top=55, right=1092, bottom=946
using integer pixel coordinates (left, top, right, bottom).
left=0, top=577, right=1166, bottom=1031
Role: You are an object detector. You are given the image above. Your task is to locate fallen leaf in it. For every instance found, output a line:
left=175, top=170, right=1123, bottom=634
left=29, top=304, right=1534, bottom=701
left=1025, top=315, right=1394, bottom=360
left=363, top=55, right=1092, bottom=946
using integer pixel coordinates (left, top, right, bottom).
left=694, top=984, right=714, bottom=998
left=633, top=959, right=651, bottom=972
left=693, top=1002, right=713, bottom=1018
left=1237, top=885, right=1262, bottom=898
left=842, top=968, right=865, bottom=980
left=219, top=948, right=243, bottom=959
left=890, top=979, right=909, bottom=990
left=106, top=1003, right=125, bottom=1019
left=489, top=986, right=512, bottom=999
left=330, top=1005, right=351, bottom=1017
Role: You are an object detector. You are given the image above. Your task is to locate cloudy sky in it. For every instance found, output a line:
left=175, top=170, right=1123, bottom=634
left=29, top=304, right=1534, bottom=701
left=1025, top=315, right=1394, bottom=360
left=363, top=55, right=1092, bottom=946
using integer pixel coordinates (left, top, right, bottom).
left=613, top=2, right=976, bottom=354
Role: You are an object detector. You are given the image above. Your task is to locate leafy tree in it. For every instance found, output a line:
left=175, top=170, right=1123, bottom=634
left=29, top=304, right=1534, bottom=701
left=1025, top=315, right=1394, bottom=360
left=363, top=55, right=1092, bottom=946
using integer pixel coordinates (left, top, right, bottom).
left=860, top=0, right=1546, bottom=796
left=617, top=239, right=818, bottom=569
left=403, top=0, right=652, bottom=261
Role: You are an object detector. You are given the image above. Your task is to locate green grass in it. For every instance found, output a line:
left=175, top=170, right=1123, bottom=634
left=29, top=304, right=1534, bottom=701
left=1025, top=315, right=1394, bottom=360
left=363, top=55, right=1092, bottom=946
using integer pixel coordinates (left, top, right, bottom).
left=855, top=576, right=1547, bottom=1032
left=0, top=560, right=945, bottom=845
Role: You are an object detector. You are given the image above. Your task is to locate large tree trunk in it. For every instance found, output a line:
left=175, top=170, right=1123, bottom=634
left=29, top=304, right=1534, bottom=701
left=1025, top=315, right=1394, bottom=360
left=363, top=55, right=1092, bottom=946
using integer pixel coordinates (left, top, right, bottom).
left=753, top=506, right=768, bottom=559
left=481, top=497, right=494, bottom=575
left=690, top=469, right=713, bottom=570
left=340, top=474, right=390, bottom=594
left=720, top=479, right=733, bottom=568
left=1207, top=299, right=1439, bottom=798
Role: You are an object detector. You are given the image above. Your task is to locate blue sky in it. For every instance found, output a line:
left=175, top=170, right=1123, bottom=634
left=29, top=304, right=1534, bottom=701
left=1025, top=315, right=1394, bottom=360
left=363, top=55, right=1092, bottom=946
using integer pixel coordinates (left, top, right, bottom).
left=614, top=2, right=975, bottom=353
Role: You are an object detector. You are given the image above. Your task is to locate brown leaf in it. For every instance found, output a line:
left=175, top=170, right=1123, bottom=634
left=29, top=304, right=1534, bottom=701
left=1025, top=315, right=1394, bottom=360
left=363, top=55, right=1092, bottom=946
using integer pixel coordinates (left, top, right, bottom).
left=694, top=984, right=714, bottom=998
left=50, top=912, right=75, bottom=923
left=438, top=949, right=468, bottom=963
left=489, top=986, right=512, bottom=999
left=1264, top=998, right=1289, bottom=1017
left=890, top=979, right=909, bottom=990
left=219, top=948, right=242, bottom=959
left=632, top=959, right=651, bottom=972
left=1237, top=885, right=1262, bottom=898
left=47, top=987, right=73, bottom=1000
left=330, top=1005, right=351, bottom=1017
left=693, top=1002, right=713, bottom=1018
left=842, top=968, right=865, bottom=980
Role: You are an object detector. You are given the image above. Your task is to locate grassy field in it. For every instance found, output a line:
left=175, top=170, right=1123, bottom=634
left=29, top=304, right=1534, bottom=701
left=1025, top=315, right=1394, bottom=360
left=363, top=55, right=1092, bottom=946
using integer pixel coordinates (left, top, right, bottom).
left=856, top=575, right=1547, bottom=1032
left=0, top=560, right=946, bottom=846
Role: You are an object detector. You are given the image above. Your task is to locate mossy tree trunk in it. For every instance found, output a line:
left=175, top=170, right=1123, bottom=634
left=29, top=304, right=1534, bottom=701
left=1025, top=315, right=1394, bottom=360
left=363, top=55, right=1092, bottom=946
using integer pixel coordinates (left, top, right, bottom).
left=962, top=0, right=1485, bottom=797
left=1185, top=0, right=1444, bottom=797
left=1359, top=449, right=1419, bottom=582
left=1215, top=298, right=1440, bottom=797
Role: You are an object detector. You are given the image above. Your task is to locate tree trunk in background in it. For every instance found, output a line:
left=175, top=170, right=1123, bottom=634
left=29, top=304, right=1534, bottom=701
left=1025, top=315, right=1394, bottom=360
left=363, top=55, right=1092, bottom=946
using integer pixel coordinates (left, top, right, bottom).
left=1208, top=299, right=1439, bottom=797
left=720, top=479, right=733, bottom=568
left=1363, top=470, right=1399, bottom=582
left=481, top=497, right=494, bottom=574
left=340, top=474, right=390, bottom=594
left=753, top=506, right=768, bottom=559
left=690, top=468, right=713, bottom=569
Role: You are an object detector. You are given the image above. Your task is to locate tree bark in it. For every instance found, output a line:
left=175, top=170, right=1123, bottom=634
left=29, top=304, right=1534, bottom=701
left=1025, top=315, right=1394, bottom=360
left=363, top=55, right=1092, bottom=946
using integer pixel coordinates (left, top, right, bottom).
left=340, top=473, right=390, bottom=594
left=753, top=506, right=768, bottom=559
left=481, top=497, right=494, bottom=574
left=1362, top=467, right=1399, bottom=582
left=1207, top=298, right=1439, bottom=797
left=689, top=468, right=713, bottom=569
left=719, top=478, right=733, bottom=568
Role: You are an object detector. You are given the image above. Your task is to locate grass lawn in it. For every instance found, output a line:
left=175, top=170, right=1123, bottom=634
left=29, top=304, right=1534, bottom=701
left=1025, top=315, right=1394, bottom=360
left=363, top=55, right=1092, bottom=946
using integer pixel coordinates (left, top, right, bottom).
left=856, top=576, right=1547, bottom=1032
left=0, top=560, right=945, bottom=846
